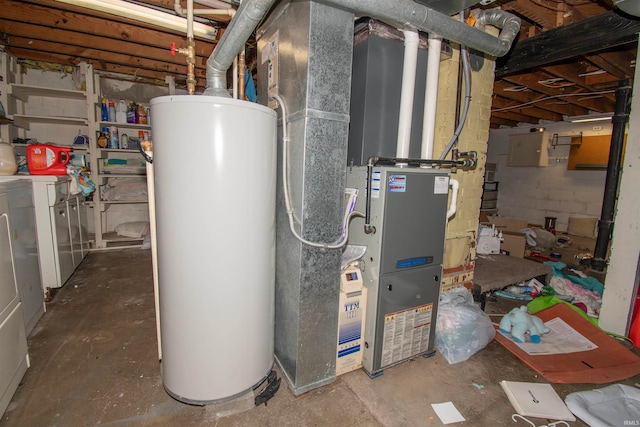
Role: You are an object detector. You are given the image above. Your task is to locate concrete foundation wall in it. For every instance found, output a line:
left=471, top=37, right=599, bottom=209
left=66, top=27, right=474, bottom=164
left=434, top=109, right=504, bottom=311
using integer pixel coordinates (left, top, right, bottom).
left=487, top=122, right=611, bottom=232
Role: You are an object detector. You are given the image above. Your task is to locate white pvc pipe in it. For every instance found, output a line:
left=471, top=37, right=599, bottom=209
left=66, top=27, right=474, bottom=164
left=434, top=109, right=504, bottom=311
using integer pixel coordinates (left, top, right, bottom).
left=446, top=178, right=459, bottom=220
left=421, top=34, right=442, bottom=160
left=145, top=150, right=161, bottom=360
left=175, top=0, right=235, bottom=19
left=187, top=0, right=194, bottom=38
left=195, top=0, right=234, bottom=8
left=396, top=29, right=419, bottom=159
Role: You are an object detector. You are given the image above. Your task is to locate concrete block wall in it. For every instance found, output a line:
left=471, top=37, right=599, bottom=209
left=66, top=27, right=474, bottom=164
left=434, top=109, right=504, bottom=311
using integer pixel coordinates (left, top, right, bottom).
left=487, top=123, right=611, bottom=232
left=433, top=43, right=496, bottom=292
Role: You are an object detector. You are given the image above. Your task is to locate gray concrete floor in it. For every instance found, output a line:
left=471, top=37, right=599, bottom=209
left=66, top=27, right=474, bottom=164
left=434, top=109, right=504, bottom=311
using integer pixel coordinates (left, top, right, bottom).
left=1, top=248, right=638, bottom=427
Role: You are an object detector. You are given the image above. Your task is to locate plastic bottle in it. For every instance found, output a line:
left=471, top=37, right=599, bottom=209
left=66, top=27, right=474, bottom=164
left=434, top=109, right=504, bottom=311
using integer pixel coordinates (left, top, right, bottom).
left=505, top=285, right=537, bottom=295
left=109, top=126, right=119, bottom=149
left=108, top=101, right=116, bottom=122
left=127, top=102, right=137, bottom=124
left=120, top=133, right=129, bottom=149
left=101, top=97, right=109, bottom=121
left=137, top=104, right=147, bottom=125
left=116, top=100, right=127, bottom=123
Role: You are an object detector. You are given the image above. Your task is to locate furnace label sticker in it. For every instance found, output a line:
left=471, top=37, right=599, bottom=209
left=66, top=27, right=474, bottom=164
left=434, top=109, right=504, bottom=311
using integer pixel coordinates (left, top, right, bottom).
left=434, top=176, right=449, bottom=194
left=370, top=170, right=381, bottom=199
left=380, top=303, right=433, bottom=368
left=388, top=175, right=406, bottom=193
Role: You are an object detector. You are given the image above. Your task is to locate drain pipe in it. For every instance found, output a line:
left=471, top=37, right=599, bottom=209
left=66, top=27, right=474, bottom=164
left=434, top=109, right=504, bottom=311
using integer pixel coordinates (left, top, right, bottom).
left=447, top=178, right=459, bottom=220
left=420, top=34, right=442, bottom=160
left=396, top=29, right=419, bottom=159
left=591, top=79, right=632, bottom=271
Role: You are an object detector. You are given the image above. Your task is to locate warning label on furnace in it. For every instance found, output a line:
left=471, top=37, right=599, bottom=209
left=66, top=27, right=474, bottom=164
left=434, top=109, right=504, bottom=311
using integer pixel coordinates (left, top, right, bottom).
left=381, top=303, right=433, bottom=368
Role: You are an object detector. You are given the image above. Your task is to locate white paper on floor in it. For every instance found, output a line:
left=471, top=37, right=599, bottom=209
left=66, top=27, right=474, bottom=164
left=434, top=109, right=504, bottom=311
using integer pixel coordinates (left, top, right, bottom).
left=432, top=401, right=466, bottom=424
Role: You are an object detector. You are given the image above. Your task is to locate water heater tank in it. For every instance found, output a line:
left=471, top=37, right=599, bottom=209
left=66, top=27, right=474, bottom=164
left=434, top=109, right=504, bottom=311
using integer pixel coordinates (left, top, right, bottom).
left=151, top=95, right=277, bottom=404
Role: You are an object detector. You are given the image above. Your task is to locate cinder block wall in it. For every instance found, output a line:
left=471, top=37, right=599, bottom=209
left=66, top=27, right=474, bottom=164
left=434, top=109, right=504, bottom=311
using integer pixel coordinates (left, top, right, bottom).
left=433, top=42, right=496, bottom=292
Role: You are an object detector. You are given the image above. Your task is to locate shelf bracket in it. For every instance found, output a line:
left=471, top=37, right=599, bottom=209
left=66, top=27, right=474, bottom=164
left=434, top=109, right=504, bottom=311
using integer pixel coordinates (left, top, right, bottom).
left=551, top=132, right=582, bottom=149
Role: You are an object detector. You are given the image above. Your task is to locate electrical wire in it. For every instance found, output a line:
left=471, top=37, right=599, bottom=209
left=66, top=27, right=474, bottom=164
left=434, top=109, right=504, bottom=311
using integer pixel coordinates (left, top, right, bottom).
left=491, top=90, right=615, bottom=113
left=439, top=12, right=472, bottom=161
left=271, top=93, right=364, bottom=249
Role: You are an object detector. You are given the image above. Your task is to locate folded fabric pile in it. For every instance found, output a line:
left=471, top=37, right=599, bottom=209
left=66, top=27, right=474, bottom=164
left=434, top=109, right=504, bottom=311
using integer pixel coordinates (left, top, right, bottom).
left=545, top=261, right=603, bottom=317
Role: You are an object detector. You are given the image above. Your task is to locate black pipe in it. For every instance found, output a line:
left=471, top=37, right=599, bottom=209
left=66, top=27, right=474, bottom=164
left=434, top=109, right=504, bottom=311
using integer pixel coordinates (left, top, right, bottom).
left=364, top=157, right=378, bottom=234
left=370, top=156, right=476, bottom=169
left=591, top=79, right=632, bottom=271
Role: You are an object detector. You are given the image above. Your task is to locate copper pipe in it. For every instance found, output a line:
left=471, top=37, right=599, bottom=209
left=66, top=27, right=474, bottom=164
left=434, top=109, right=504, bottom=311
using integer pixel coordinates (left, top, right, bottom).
left=239, top=48, right=246, bottom=101
left=186, top=37, right=197, bottom=95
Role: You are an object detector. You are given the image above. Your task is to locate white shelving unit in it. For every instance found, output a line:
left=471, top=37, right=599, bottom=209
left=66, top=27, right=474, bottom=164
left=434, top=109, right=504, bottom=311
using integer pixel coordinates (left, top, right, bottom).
left=7, top=65, right=94, bottom=135
left=1, top=52, right=170, bottom=250
left=0, top=56, right=95, bottom=252
left=90, top=75, right=154, bottom=249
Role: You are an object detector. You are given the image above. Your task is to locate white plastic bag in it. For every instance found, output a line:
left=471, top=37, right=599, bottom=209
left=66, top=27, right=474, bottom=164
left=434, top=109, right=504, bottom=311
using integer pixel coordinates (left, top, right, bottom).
left=435, top=288, right=496, bottom=364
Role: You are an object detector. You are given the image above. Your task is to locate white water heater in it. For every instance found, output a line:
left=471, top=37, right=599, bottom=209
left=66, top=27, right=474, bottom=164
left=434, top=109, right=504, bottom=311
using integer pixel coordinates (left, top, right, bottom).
left=151, top=96, right=277, bottom=404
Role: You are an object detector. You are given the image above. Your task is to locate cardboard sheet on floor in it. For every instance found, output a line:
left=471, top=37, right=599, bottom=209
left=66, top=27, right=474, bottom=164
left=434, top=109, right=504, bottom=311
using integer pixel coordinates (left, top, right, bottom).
left=495, top=303, right=640, bottom=384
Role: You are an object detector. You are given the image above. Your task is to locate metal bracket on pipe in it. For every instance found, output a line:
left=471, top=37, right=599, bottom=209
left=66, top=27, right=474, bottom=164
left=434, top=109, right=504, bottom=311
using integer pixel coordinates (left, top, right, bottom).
left=362, top=153, right=477, bottom=233
left=369, top=152, right=477, bottom=169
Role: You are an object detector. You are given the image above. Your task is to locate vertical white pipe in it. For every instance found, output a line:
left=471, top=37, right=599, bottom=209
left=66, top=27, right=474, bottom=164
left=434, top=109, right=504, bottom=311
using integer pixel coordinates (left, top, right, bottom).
left=187, top=0, right=194, bottom=38
left=146, top=151, right=161, bottom=360
left=396, top=29, right=419, bottom=159
left=421, top=34, right=442, bottom=159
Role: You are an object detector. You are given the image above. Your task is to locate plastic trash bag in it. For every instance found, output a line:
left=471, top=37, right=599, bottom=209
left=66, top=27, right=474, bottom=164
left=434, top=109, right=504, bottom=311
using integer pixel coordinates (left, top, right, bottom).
left=435, top=288, right=496, bottom=364
left=565, top=384, right=640, bottom=427
left=520, top=227, right=556, bottom=249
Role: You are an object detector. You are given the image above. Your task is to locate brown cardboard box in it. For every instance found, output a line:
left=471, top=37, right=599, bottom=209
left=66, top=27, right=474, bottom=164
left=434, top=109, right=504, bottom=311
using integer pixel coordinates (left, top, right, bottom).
left=568, top=216, right=598, bottom=237
left=488, top=216, right=528, bottom=233
left=501, top=231, right=526, bottom=258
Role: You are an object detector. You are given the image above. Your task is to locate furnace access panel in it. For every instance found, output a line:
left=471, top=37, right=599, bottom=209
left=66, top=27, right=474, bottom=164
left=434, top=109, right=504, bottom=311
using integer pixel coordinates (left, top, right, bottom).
left=346, top=166, right=449, bottom=375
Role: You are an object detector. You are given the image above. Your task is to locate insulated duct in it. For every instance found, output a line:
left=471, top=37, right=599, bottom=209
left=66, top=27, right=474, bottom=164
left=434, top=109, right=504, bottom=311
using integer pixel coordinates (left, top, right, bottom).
left=204, top=0, right=277, bottom=96
left=315, top=1, right=519, bottom=57
left=205, top=0, right=520, bottom=95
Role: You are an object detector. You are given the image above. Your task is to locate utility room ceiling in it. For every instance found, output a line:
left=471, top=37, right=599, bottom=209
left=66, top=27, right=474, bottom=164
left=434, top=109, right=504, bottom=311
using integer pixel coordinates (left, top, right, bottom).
left=0, top=0, right=637, bottom=128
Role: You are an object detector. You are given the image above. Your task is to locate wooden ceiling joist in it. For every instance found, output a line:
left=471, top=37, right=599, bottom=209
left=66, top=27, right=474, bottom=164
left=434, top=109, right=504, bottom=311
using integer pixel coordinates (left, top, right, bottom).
left=496, top=10, right=640, bottom=77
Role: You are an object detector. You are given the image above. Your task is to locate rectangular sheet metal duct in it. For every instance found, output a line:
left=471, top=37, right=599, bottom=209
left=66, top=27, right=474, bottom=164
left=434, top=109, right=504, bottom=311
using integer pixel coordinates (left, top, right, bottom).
left=257, top=0, right=355, bottom=396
